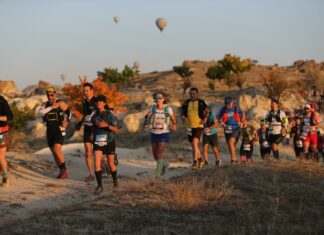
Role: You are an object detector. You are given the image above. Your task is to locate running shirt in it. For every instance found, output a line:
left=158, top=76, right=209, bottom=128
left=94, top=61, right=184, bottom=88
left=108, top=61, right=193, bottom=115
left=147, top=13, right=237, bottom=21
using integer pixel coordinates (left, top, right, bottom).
left=92, top=110, right=118, bottom=146
left=291, top=125, right=303, bottom=148
left=265, top=110, right=287, bottom=135
left=302, top=112, right=319, bottom=134
left=204, top=112, right=218, bottom=136
left=41, top=101, right=71, bottom=130
left=150, top=106, right=174, bottom=134
left=217, top=105, right=243, bottom=131
left=187, top=100, right=203, bottom=128
left=0, top=95, right=13, bottom=132
left=82, top=96, right=96, bottom=127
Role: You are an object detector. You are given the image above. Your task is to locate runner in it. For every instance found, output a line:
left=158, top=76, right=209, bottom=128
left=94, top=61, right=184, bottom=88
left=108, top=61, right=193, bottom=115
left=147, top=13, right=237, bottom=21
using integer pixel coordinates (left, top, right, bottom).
left=0, top=95, right=13, bottom=188
left=291, top=116, right=304, bottom=158
left=181, top=87, right=207, bottom=169
left=257, top=119, right=271, bottom=160
left=79, top=83, right=97, bottom=182
left=300, top=104, right=320, bottom=161
left=202, top=106, right=221, bottom=167
left=38, top=87, right=71, bottom=179
left=264, top=99, right=288, bottom=160
left=239, top=121, right=258, bottom=163
left=92, top=95, right=119, bottom=195
left=144, top=91, right=176, bottom=178
left=218, top=97, right=245, bottom=163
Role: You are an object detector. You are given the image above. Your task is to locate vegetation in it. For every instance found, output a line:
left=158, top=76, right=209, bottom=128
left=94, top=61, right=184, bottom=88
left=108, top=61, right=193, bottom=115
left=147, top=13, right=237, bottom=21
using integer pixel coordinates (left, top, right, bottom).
left=97, top=64, right=138, bottom=85
left=62, top=76, right=127, bottom=120
left=263, top=72, right=289, bottom=101
left=206, top=54, right=252, bottom=89
left=173, top=64, right=194, bottom=94
left=11, top=106, right=35, bottom=131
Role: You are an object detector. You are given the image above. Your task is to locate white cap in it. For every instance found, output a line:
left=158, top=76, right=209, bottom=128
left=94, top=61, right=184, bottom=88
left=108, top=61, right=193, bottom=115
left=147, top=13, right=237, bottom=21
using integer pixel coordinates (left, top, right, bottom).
left=304, top=104, right=311, bottom=109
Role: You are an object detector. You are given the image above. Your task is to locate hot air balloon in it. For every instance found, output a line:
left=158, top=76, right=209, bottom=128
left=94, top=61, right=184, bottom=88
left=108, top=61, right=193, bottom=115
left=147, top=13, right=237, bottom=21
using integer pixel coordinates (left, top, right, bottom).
left=113, top=16, right=120, bottom=24
left=155, top=18, right=167, bottom=32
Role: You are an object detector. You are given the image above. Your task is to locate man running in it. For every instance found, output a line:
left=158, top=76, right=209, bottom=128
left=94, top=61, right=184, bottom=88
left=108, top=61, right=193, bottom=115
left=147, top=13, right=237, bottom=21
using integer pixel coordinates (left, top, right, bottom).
left=291, top=116, right=303, bottom=158
left=181, top=87, right=207, bottom=169
left=78, top=83, right=97, bottom=182
left=257, top=119, right=271, bottom=160
left=300, top=104, right=320, bottom=161
left=264, top=99, right=288, bottom=160
left=0, top=95, right=13, bottom=188
left=38, top=87, right=71, bottom=179
left=218, top=97, right=245, bottom=163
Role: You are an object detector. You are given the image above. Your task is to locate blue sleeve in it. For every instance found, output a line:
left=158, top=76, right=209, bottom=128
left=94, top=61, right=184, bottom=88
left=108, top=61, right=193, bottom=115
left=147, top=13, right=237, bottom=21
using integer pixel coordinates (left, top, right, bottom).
left=217, top=107, right=225, bottom=120
left=108, top=112, right=118, bottom=127
left=237, top=106, right=243, bottom=117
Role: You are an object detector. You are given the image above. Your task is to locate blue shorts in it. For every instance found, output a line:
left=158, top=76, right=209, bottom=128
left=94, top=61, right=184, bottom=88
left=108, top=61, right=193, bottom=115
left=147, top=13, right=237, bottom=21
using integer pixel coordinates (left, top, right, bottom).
left=151, top=133, right=170, bottom=144
left=225, top=128, right=240, bottom=142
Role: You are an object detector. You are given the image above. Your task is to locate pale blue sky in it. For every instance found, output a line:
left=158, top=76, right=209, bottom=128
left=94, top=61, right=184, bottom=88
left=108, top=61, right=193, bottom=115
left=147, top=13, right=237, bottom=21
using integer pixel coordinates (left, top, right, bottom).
left=0, top=0, right=323, bottom=89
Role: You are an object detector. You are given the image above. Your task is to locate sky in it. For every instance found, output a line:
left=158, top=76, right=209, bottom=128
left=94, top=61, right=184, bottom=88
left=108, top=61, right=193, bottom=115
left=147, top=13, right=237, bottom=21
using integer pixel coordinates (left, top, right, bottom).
left=0, top=0, right=324, bottom=89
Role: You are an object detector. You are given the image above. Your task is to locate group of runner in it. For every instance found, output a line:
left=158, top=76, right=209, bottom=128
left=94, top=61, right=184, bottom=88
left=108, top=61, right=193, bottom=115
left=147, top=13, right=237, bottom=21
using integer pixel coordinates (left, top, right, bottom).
left=0, top=85, right=323, bottom=192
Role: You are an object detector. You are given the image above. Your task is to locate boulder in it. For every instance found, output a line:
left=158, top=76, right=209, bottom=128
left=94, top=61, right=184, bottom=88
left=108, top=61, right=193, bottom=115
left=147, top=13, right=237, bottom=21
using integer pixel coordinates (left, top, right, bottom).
left=0, top=80, right=19, bottom=96
left=122, top=109, right=149, bottom=133
left=12, top=95, right=47, bottom=110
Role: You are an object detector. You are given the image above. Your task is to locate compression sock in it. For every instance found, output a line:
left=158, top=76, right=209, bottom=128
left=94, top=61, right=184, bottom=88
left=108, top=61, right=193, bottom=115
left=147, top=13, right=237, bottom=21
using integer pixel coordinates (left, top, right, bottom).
left=59, top=162, right=66, bottom=170
left=156, top=159, right=164, bottom=177
left=95, top=170, right=103, bottom=187
left=2, top=172, right=8, bottom=184
left=273, top=150, right=279, bottom=159
left=110, top=170, right=117, bottom=181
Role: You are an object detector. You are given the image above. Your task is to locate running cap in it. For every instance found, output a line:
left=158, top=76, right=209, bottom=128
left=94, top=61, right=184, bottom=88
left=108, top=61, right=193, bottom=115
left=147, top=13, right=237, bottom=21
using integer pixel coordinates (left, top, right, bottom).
left=95, top=94, right=107, bottom=103
left=46, top=87, right=56, bottom=93
left=304, top=104, right=311, bottom=109
left=224, top=97, right=232, bottom=105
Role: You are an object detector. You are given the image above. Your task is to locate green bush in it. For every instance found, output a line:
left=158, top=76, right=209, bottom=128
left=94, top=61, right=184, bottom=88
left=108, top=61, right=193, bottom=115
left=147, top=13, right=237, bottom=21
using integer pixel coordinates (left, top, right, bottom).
left=98, top=65, right=138, bottom=85
left=11, top=106, right=35, bottom=131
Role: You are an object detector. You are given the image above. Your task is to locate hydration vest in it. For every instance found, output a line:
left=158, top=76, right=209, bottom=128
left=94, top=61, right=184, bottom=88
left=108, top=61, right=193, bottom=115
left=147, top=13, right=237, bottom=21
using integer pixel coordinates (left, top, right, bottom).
left=221, top=105, right=241, bottom=123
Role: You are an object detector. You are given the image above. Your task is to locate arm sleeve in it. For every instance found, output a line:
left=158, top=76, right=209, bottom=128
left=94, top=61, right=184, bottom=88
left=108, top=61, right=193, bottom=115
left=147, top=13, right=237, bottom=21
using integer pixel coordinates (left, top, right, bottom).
left=217, top=108, right=225, bottom=120
left=2, top=99, right=13, bottom=121
left=38, top=104, right=52, bottom=117
left=237, top=106, right=243, bottom=117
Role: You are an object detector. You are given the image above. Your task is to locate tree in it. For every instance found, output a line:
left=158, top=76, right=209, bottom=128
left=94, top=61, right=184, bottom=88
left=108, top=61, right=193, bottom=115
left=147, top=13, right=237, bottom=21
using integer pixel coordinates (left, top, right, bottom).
left=263, top=72, right=289, bottom=101
left=62, top=76, right=127, bottom=121
left=206, top=54, right=252, bottom=89
left=173, top=65, right=194, bottom=94
left=97, top=65, right=138, bottom=85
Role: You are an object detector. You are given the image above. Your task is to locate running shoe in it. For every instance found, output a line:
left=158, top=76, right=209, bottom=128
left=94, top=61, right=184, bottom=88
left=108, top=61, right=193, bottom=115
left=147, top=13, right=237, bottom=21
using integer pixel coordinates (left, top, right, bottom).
left=204, top=161, right=209, bottom=166
left=215, top=159, right=221, bottom=167
left=197, top=159, right=205, bottom=169
left=191, top=161, right=198, bottom=170
left=230, top=160, right=238, bottom=164
left=57, top=169, right=68, bottom=179
left=161, top=160, right=169, bottom=175
left=93, top=186, right=103, bottom=195
left=84, top=174, right=95, bottom=182
left=113, top=179, right=118, bottom=187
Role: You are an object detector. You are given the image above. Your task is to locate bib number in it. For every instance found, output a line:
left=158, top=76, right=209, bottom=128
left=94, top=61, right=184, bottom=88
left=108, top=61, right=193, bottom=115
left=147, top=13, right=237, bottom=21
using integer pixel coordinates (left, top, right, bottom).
left=204, top=128, right=212, bottom=136
left=262, top=141, right=269, bottom=148
left=296, top=140, right=303, bottom=148
left=0, top=134, right=3, bottom=139
left=186, top=128, right=192, bottom=136
left=95, top=134, right=107, bottom=146
left=225, top=126, right=233, bottom=134
left=243, top=144, right=251, bottom=151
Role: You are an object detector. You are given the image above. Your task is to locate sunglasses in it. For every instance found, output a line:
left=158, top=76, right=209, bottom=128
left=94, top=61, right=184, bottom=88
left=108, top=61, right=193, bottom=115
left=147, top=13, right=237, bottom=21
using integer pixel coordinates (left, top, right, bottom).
left=47, top=93, right=55, bottom=97
left=154, top=96, right=163, bottom=100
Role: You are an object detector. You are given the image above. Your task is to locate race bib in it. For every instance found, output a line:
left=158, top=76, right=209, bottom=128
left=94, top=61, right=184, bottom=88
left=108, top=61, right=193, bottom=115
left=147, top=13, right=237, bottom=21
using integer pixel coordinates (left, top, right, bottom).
left=296, top=140, right=303, bottom=148
left=0, top=134, right=3, bottom=139
left=204, top=128, right=212, bottom=136
left=84, top=115, right=93, bottom=126
left=95, top=134, right=107, bottom=146
left=243, top=144, right=251, bottom=151
left=262, top=141, right=269, bottom=148
left=225, top=126, right=233, bottom=134
left=186, top=128, right=192, bottom=136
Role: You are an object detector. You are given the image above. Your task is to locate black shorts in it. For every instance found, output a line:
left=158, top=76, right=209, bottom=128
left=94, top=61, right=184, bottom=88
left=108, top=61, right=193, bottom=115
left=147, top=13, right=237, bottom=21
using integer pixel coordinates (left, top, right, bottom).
left=294, top=147, right=304, bottom=156
left=83, top=126, right=94, bottom=143
left=240, top=143, right=254, bottom=159
left=47, top=128, right=64, bottom=148
left=187, top=128, right=203, bottom=143
left=93, top=139, right=116, bottom=155
left=225, top=128, right=240, bottom=142
left=203, top=134, right=218, bottom=147
left=260, top=147, right=271, bottom=158
left=269, top=134, right=282, bottom=145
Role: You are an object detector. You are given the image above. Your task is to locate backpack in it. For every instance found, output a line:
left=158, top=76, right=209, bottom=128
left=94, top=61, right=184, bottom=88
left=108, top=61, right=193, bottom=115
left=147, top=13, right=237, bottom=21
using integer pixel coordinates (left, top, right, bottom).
left=266, top=110, right=282, bottom=123
left=151, top=105, right=170, bottom=125
left=221, top=104, right=240, bottom=123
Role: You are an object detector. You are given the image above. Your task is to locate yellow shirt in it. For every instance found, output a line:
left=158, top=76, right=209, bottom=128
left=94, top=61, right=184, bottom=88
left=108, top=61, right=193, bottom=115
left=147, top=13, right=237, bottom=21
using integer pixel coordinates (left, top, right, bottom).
left=187, top=100, right=203, bottom=128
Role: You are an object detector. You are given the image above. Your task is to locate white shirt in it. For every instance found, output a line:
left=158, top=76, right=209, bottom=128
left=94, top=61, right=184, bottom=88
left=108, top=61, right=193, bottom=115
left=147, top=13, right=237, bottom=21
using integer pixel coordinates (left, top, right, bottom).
left=150, top=106, right=174, bottom=134
left=265, top=110, right=286, bottom=135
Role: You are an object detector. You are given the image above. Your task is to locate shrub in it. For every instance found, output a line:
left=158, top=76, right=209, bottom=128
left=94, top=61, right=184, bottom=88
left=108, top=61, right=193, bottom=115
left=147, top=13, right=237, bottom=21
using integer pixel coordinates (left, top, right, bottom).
left=97, top=65, right=138, bottom=85
left=173, top=64, right=194, bottom=95
left=263, top=72, right=289, bottom=101
left=11, top=106, right=35, bottom=131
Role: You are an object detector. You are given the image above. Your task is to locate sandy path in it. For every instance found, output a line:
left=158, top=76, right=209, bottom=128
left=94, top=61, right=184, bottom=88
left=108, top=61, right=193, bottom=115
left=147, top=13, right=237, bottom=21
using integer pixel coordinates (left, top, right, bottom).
left=0, top=143, right=191, bottom=226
